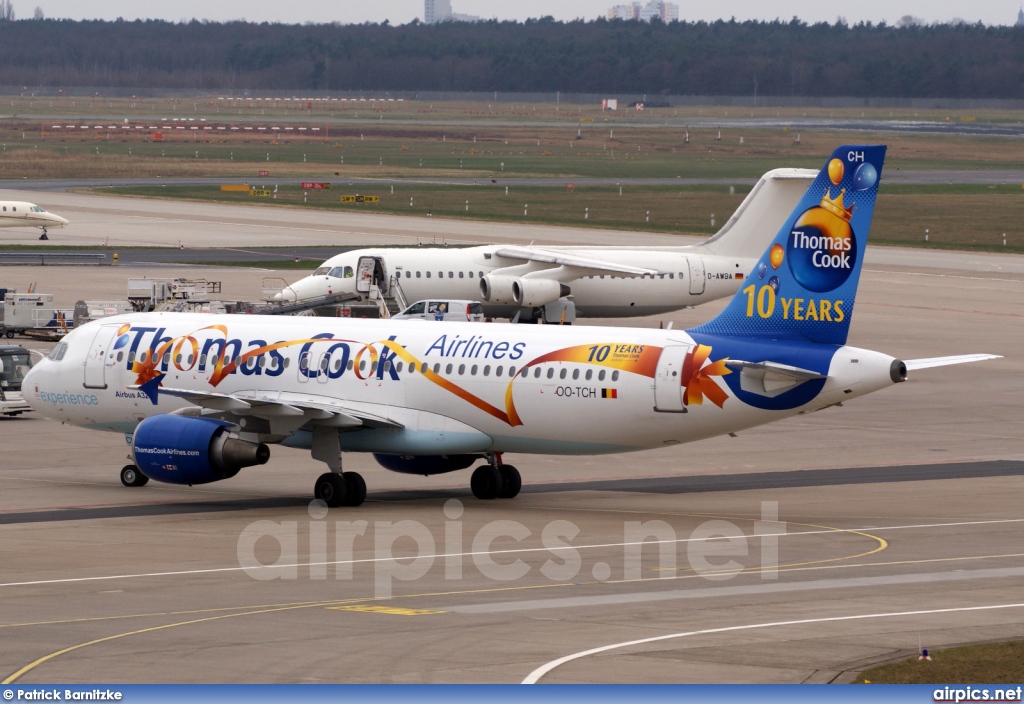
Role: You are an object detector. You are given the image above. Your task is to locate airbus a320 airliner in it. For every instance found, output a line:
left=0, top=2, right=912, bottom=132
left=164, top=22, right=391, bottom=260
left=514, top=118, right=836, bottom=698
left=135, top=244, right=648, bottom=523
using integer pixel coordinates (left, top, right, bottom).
left=23, top=146, right=998, bottom=507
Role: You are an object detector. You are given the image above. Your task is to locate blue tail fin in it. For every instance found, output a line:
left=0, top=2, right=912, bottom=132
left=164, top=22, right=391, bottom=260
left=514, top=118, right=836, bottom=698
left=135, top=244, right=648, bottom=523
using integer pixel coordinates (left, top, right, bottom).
left=689, top=145, right=886, bottom=346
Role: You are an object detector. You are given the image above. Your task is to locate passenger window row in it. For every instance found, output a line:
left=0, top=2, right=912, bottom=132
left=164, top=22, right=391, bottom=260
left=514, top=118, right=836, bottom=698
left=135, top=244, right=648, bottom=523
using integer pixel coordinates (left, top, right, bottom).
left=406, top=271, right=485, bottom=279
left=119, top=350, right=618, bottom=384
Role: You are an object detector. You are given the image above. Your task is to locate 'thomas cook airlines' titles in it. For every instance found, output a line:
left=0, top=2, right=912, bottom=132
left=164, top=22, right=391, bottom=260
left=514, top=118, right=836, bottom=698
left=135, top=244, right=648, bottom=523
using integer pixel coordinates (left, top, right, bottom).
left=118, top=326, right=526, bottom=382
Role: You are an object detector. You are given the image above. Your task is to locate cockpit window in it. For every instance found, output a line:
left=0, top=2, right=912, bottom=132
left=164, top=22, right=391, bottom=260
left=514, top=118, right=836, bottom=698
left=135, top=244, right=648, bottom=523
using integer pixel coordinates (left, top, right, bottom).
left=46, top=342, right=68, bottom=361
left=329, top=266, right=354, bottom=278
left=0, top=352, right=34, bottom=391
left=313, top=267, right=330, bottom=276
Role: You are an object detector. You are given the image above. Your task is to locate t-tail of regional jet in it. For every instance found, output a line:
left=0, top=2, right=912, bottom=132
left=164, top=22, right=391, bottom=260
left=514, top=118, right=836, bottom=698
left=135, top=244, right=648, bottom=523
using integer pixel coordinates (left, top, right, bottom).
left=22, top=146, right=1000, bottom=507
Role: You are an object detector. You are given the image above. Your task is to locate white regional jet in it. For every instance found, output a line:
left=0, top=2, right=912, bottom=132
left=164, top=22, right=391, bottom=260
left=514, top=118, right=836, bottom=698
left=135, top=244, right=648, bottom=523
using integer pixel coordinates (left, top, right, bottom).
left=23, top=146, right=998, bottom=507
left=276, top=168, right=817, bottom=321
left=0, top=201, right=69, bottom=239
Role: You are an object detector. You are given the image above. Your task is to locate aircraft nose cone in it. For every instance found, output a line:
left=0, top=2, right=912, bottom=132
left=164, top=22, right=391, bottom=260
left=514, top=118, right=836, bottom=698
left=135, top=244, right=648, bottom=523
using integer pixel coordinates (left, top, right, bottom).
left=22, top=365, right=42, bottom=411
left=274, top=286, right=297, bottom=302
left=281, top=278, right=330, bottom=302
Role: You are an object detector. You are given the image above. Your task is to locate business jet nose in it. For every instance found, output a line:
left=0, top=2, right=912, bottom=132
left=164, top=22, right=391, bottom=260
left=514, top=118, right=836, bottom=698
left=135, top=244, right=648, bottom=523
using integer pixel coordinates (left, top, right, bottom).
left=54, top=214, right=70, bottom=226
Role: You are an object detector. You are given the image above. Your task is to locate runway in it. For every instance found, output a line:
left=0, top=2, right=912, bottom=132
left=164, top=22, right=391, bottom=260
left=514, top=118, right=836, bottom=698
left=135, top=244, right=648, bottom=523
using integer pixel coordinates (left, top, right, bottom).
left=0, top=195, right=1022, bottom=684
left=9, top=113, right=1024, bottom=137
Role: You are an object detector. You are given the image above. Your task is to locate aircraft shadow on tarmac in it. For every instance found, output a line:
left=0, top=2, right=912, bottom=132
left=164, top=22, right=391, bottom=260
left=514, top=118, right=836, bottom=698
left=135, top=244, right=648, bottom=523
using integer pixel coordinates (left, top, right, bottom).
left=5, top=459, right=1022, bottom=525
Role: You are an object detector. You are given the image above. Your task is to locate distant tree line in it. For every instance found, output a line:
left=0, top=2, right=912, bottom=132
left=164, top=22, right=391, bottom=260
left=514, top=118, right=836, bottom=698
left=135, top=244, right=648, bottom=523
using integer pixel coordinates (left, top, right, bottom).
left=0, top=17, right=1022, bottom=98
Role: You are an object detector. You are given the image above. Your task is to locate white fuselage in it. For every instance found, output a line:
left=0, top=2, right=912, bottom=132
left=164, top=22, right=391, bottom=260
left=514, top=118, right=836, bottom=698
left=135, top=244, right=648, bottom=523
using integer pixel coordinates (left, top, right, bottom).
left=281, top=245, right=752, bottom=319
left=24, top=313, right=899, bottom=457
left=0, top=201, right=69, bottom=231
left=275, top=167, right=818, bottom=319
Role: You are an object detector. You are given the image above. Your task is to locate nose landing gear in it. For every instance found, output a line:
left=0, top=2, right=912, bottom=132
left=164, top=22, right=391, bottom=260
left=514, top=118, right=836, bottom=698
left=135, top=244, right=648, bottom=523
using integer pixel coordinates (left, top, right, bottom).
left=120, top=464, right=149, bottom=487
left=39, top=228, right=49, bottom=241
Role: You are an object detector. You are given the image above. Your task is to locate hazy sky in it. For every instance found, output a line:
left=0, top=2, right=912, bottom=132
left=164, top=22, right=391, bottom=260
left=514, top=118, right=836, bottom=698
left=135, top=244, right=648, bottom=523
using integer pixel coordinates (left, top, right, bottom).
left=22, top=0, right=1021, bottom=27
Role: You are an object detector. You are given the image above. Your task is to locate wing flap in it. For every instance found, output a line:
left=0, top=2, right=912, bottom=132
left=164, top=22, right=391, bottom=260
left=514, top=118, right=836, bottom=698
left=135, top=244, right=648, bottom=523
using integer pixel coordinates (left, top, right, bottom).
left=130, top=385, right=403, bottom=429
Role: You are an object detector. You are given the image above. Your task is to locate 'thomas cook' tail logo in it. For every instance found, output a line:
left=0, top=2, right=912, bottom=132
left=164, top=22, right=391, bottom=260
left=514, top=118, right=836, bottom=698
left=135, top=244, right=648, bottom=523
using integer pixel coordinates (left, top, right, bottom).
left=782, top=156, right=877, bottom=294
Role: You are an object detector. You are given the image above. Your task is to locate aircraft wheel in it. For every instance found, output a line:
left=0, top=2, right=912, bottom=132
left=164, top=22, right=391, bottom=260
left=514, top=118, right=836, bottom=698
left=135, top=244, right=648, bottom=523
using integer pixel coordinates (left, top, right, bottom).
left=314, top=472, right=347, bottom=508
left=342, top=472, right=367, bottom=507
left=471, top=465, right=502, bottom=500
left=498, top=465, right=521, bottom=499
left=120, top=465, right=149, bottom=487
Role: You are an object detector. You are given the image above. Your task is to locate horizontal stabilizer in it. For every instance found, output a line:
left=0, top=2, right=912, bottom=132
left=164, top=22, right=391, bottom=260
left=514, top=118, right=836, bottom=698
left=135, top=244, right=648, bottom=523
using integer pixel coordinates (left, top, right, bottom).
left=725, top=359, right=827, bottom=398
left=905, top=354, right=1002, bottom=371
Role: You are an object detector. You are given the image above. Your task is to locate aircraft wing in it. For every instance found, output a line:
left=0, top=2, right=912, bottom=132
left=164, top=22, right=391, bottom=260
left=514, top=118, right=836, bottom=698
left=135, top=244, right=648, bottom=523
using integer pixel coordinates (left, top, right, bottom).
left=491, top=245, right=658, bottom=276
left=905, top=354, right=1002, bottom=371
left=130, top=384, right=403, bottom=429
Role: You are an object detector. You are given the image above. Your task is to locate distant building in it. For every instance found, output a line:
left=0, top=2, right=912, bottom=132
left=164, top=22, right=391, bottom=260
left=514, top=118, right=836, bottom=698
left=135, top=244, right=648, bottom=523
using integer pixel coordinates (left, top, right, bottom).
left=425, top=0, right=451, bottom=24
left=607, top=3, right=639, bottom=19
left=1017, top=6, right=1024, bottom=26
left=607, top=2, right=678, bottom=22
left=424, top=0, right=481, bottom=23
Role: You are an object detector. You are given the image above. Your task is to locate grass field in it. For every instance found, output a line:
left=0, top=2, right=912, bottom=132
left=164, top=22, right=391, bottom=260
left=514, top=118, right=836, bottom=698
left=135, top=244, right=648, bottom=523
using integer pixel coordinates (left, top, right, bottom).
left=4, top=111, right=1023, bottom=181
left=4, top=97, right=1023, bottom=253
left=7, top=94, right=1024, bottom=125
left=854, top=641, right=1024, bottom=684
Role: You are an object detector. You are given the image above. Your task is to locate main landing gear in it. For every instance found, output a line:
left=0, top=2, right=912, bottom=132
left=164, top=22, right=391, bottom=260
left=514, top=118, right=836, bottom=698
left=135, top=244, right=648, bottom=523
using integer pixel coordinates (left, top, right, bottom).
left=120, top=464, right=149, bottom=487
left=471, top=455, right=521, bottom=500
left=314, top=471, right=367, bottom=509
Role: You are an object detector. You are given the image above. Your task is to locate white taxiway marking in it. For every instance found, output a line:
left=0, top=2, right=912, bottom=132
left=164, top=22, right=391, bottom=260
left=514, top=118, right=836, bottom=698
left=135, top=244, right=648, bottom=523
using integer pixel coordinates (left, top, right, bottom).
left=521, top=602, right=1024, bottom=683
left=864, top=269, right=1024, bottom=283
left=1, top=517, right=1021, bottom=589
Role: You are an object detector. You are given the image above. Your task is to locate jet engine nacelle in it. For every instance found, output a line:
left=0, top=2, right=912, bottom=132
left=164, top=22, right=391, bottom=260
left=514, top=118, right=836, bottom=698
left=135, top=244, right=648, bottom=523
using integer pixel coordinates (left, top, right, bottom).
left=373, top=453, right=481, bottom=476
left=132, top=415, right=270, bottom=485
left=479, top=274, right=517, bottom=304
left=512, top=278, right=571, bottom=308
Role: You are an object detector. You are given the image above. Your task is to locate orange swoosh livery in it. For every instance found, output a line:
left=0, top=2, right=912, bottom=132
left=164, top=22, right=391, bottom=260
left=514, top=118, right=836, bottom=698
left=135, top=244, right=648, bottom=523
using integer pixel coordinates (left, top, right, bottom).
left=132, top=326, right=730, bottom=426
left=681, top=344, right=731, bottom=408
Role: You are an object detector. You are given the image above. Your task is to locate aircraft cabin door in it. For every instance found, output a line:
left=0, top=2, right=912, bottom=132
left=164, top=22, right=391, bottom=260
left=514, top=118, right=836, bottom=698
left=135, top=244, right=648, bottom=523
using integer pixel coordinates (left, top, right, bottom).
left=355, top=256, right=376, bottom=293
left=83, top=324, right=121, bottom=389
left=653, top=344, right=692, bottom=413
left=687, top=257, right=706, bottom=295
left=375, top=258, right=389, bottom=297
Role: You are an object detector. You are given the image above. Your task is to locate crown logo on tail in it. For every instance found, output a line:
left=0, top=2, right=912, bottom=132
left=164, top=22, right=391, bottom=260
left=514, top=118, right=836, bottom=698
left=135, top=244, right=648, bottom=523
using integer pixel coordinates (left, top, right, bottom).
left=819, top=188, right=855, bottom=222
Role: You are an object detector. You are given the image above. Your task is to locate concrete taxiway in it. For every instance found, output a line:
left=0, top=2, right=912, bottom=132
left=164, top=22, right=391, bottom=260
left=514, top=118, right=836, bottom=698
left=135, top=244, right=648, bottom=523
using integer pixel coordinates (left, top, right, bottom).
left=0, top=196, right=1022, bottom=684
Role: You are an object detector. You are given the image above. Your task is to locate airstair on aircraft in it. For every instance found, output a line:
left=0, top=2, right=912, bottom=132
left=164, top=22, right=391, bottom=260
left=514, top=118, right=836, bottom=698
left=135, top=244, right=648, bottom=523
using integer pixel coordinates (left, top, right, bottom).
left=366, top=274, right=409, bottom=318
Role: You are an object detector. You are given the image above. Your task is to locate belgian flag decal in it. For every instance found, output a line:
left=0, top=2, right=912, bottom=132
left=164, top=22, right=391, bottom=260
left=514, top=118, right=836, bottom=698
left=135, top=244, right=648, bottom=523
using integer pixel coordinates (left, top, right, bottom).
left=601, top=388, right=618, bottom=399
